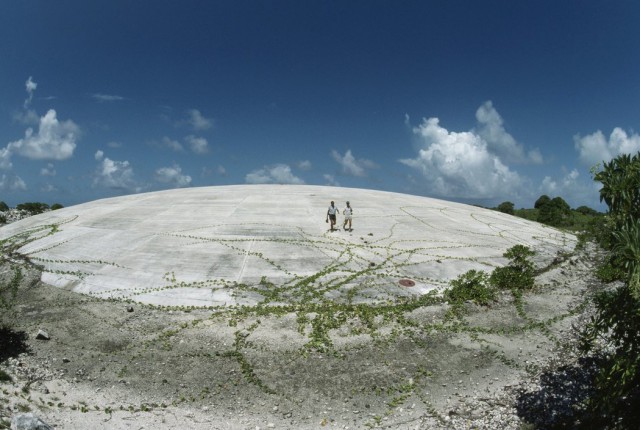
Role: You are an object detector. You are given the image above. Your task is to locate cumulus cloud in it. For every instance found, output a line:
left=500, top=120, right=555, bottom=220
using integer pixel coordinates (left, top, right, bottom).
left=574, top=128, right=640, bottom=166
left=187, top=109, right=213, bottom=131
left=0, top=148, right=12, bottom=170
left=24, top=76, right=37, bottom=108
left=93, top=150, right=139, bottom=192
left=538, top=168, right=599, bottom=208
left=162, top=136, right=184, bottom=152
left=155, top=165, right=192, bottom=188
left=0, top=173, right=27, bottom=191
left=297, top=160, right=312, bottom=170
left=331, top=149, right=377, bottom=177
left=40, top=163, right=56, bottom=176
left=185, top=135, right=208, bottom=154
left=91, top=93, right=125, bottom=102
left=540, top=169, right=580, bottom=195
left=8, top=109, right=79, bottom=160
left=400, top=116, right=522, bottom=199
left=323, top=174, right=340, bottom=186
left=475, top=101, right=542, bottom=164
left=245, top=164, right=304, bottom=184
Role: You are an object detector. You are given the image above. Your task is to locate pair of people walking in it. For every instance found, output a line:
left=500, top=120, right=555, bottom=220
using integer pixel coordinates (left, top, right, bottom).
left=326, top=201, right=353, bottom=232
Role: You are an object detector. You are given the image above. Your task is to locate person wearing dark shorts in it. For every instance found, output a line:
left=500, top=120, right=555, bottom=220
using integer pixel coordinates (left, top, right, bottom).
left=326, top=201, right=339, bottom=231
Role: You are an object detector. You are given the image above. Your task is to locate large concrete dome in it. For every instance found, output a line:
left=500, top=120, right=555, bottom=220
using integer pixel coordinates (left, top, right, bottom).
left=0, top=185, right=576, bottom=307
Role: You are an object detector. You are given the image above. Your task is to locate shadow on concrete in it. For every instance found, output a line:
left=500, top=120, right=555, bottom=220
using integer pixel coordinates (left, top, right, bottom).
left=0, top=325, right=30, bottom=363
left=514, top=357, right=602, bottom=429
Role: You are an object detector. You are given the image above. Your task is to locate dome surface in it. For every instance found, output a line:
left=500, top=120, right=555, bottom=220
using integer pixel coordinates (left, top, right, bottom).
left=0, top=185, right=576, bottom=307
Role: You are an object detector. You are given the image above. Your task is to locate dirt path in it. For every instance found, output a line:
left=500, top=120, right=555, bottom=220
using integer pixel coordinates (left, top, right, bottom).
left=1, top=243, right=607, bottom=429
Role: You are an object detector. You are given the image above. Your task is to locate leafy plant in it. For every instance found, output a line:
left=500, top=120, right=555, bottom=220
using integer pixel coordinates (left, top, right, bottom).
left=580, top=287, right=640, bottom=427
left=16, top=202, right=50, bottom=215
left=445, top=269, right=495, bottom=306
left=611, top=219, right=640, bottom=298
left=579, top=152, right=640, bottom=427
left=489, top=245, right=536, bottom=291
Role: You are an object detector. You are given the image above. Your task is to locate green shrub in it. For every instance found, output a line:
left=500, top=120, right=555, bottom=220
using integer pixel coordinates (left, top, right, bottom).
left=51, top=203, right=64, bottom=210
left=489, top=245, right=536, bottom=291
left=496, top=201, right=515, bottom=215
left=16, top=202, right=49, bottom=214
left=0, top=369, right=11, bottom=382
left=0, top=201, right=8, bottom=212
left=580, top=286, right=640, bottom=427
left=595, top=258, right=626, bottom=283
left=445, top=270, right=495, bottom=306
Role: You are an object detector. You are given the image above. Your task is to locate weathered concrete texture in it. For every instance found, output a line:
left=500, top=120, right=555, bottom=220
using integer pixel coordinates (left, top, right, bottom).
left=0, top=185, right=576, bottom=307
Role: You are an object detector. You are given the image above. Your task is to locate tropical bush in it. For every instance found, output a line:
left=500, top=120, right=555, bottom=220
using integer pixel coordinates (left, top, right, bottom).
left=579, top=152, right=640, bottom=426
left=489, top=244, right=536, bottom=291
left=445, top=269, right=495, bottom=306
left=496, top=201, right=515, bottom=215
left=16, top=202, right=50, bottom=214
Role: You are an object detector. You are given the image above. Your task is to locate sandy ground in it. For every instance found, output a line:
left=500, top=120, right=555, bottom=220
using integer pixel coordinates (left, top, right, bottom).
left=1, top=242, right=607, bottom=429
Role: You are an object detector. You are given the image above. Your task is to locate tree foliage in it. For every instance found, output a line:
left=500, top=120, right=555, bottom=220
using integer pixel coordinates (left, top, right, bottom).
left=496, top=201, right=515, bottom=215
left=581, top=151, right=640, bottom=426
left=594, top=153, right=640, bottom=227
left=0, top=201, right=8, bottom=212
left=537, top=196, right=572, bottom=227
left=16, top=202, right=49, bottom=214
left=534, top=194, right=551, bottom=209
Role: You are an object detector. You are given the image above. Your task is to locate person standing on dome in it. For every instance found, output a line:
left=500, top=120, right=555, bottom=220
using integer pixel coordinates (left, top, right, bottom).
left=342, top=201, right=353, bottom=231
left=326, top=201, right=339, bottom=231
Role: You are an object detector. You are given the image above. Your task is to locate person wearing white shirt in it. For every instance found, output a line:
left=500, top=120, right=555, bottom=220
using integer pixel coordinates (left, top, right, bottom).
left=342, top=201, right=353, bottom=231
left=326, top=201, right=339, bottom=231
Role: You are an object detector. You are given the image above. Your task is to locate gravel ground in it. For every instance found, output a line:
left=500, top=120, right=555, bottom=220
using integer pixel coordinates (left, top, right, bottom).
left=1, top=242, right=609, bottom=429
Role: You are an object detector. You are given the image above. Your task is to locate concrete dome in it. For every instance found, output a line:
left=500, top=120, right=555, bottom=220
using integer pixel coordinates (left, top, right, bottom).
left=0, top=185, right=576, bottom=307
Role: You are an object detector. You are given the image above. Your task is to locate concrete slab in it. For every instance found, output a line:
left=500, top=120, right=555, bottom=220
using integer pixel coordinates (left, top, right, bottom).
left=0, top=185, right=576, bottom=307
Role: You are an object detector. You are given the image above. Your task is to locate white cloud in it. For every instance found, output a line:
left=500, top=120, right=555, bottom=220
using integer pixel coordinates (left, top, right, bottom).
left=8, top=109, right=79, bottom=160
left=331, top=149, right=377, bottom=177
left=540, top=169, right=579, bottom=195
left=41, top=183, right=58, bottom=193
left=185, top=135, right=209, bottom=154
left=162, top=136, right=184, bottom=152
left=187, top=109, right=213, bottom=131
left=475, top=101, right=542, bottom=164
left=245, top=164, right=304, bottom=184
left=13, top=109, right=40, bottom=126
left=0, top=147, right=13, bottom=170
left=323, top=174, right=340, bottom=186
left=399, top=116, right=522, bottom=199
left=0, top=173, right=27, bottom=191
left=538, top=168, right=598, bottom=208
left=93, top=152, right=139, bottom=192
left=91, top=93, right=125, bottom=102
left=217, top=165, right=227, bottom=176
left=24, top=76, right=37, bottom=108
left=40, top=163, right=56, bottom=176
left=155, top=165, right=192, bottom=188
left=574, top=128, right=640, bottom=166
left=297, top=160, right=312, bottom=170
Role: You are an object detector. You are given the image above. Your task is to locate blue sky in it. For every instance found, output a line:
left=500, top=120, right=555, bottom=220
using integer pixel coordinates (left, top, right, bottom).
left=1, top=1, right=638, bottom=209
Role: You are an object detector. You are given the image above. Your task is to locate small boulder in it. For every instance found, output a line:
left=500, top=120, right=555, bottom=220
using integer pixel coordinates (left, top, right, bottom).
left=11, top=413, right=52, bottom=430
left=35, top=329, right=50, bottom=341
